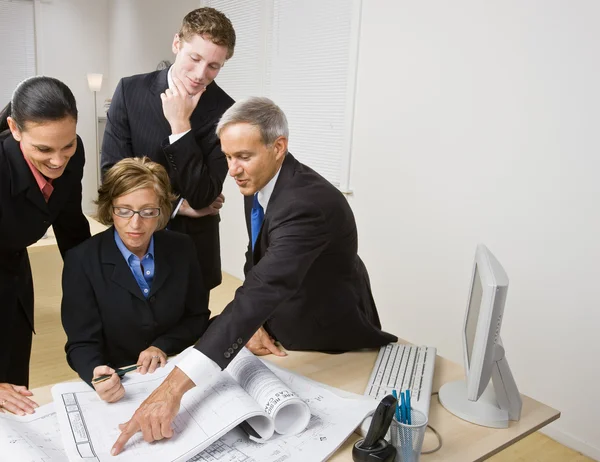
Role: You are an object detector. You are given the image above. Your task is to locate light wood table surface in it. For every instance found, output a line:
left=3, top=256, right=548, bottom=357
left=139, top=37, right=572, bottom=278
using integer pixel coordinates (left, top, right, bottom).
left=31, top=344, right=559, bottom=461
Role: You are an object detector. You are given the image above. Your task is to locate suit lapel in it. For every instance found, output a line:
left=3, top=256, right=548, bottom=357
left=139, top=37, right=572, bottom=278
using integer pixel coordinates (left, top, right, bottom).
left=149, top=231, right=171, bottom=296
left=5, top=136, right=49, bottom=214
left=24, top=183, right=49, bottom=214
left=101, top=228, right=146, bottom=302
left=248, top=154, right=297, bottom=263
left=148, top=69, right=172, bottom=137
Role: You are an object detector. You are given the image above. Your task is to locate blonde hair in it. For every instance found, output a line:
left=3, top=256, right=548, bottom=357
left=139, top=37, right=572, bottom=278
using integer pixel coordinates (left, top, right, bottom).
left=95, top=157, right=177, bottom=229
left=178, top=7, right=236, bottom=60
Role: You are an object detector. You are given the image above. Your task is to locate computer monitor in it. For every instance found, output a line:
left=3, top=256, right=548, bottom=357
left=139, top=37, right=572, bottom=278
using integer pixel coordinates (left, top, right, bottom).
left=439, top=244, right=522, bottom=428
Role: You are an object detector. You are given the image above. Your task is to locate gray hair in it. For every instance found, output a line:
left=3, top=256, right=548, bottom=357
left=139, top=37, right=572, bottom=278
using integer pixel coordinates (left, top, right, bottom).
left=216, top=96, right=288, bottom=146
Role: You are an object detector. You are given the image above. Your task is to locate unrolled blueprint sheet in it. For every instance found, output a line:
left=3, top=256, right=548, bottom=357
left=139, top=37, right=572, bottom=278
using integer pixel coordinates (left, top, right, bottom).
left=52, top=359, right=377, bottom=462
left=0, top=402, right=67, bottom=462
left=52, top=361, right=266, bottom=462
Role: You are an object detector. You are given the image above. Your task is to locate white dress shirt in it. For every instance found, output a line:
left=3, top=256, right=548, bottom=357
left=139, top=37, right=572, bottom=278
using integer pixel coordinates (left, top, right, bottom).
left=177, top=165, right=283, bottom=385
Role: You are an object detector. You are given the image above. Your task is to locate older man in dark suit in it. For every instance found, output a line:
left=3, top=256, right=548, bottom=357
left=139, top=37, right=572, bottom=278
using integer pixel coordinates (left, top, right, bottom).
left=101, top=7, right=235, bottom=291
left=112, top=97, right=397, bottom=455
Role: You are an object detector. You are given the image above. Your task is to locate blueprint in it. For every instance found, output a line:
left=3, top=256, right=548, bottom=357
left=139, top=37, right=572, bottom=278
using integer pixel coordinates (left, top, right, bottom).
left=52, top=361, right=267, bottom=461
left=0, top=402, right=67, bottom=462
left=187, top=361, right=378, bottom=462
left=1, top=351, right=378, bottom=462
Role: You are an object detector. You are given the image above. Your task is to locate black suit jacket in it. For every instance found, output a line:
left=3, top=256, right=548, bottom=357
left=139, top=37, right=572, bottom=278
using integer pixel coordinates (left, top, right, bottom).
left=194, top=154, right=397, bottom=369
left=0, top=134, right=90, bottom=329
left=61, top=228, right=210, bottom=384
left=0, top=133, right=90, bottom=384
left=101, top=68, right=234, bottom=289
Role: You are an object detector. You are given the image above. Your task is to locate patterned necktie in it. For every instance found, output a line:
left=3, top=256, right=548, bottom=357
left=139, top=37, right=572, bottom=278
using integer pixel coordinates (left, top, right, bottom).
left=251, top=193, right=264, bottom=250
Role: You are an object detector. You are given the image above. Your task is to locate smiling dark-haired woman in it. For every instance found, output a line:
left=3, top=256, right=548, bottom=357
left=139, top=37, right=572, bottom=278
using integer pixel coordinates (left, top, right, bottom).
left=0, top=76, right=91, bottom=415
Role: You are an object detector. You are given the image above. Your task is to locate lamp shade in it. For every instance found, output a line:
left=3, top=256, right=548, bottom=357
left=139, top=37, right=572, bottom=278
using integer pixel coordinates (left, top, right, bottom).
left=87, top=73, right=103, bottom=92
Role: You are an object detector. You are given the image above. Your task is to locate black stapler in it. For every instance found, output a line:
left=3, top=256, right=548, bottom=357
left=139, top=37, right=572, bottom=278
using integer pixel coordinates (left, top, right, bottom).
left=352, top=394, right=397, bottom=462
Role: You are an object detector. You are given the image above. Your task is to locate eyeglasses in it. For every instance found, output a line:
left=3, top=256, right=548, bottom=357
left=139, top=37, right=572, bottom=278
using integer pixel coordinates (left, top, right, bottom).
left=112, top=207, right=161, bottom=219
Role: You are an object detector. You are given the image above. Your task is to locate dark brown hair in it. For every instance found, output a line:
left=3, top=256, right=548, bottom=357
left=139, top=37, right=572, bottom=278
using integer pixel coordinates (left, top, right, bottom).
left=178, top=7, right=236, bottom=60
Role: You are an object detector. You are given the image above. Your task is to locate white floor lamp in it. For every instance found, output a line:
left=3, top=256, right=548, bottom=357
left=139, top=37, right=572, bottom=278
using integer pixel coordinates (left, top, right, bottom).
left=87, top=73, right=103, bottom=188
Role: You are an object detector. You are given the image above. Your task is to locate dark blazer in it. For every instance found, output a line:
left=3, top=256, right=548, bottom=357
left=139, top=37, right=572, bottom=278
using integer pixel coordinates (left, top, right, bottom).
left=101, top=68, right=234, bottom=290
left=62, top=227, right=210, bottom=385
left=0, top=133, right=90, bottom=385
left=194, top=154, right=397, bottom=369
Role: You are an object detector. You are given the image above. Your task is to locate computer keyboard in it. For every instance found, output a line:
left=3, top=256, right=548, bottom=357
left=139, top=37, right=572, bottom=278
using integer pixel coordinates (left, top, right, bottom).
left=359, top=343, right=436, bottom=435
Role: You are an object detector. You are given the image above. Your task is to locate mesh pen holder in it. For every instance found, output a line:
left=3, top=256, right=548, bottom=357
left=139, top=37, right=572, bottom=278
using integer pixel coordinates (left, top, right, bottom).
left=389, top=408, right=428, bottom=462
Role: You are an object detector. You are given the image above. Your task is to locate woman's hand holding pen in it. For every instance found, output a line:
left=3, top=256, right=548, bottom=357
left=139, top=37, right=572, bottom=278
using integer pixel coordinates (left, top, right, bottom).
left=92, top=366, right=125, bottom=403
left=137, top=346, right=167, bottom=375
left=0, top=383, right=38, bottom=416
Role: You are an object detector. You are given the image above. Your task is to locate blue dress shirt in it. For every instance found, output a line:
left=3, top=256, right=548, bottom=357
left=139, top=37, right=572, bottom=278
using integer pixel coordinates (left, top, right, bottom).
left=114, top=230, right=155, bottom=298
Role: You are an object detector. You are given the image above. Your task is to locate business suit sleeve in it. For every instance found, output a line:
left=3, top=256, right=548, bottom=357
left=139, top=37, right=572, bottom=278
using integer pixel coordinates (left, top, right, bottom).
left=162, top=124, right=228, bottom=209
left=53, top=141, right=91, bottom=258
left=193, top=199, right=330, bottom=369
left=243, top=241, right=252, bottom=276
left=101, top=78, right=133, bottom=176
left=151, top=238, right=211, bottom=354
left=61, top=250, right=107, bottom=385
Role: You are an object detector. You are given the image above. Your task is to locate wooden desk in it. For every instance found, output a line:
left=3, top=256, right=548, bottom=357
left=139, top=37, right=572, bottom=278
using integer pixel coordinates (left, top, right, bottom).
left=32, top=346, right=559, bottom=461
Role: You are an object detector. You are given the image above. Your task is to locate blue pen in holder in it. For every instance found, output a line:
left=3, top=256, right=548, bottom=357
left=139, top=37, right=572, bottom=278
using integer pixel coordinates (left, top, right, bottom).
left=389, top=408, right=428, bottom=462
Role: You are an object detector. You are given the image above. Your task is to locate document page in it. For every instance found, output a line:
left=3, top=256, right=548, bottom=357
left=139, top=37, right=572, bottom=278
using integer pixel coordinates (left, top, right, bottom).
left=186, top=360, right=378, bottom=462
left=0, top=402, right=67, bottom=462
left=52, top=361, right=269, bottom=462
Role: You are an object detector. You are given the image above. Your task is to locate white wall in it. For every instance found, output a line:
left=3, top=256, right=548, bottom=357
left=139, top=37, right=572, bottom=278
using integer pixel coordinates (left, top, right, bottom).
left=34, top=0, right=110, bottom=214
left=219, top=0, right=600, bottom=458
left=107, top=0, right=199, bottom=96
left=347, top=0, right=600, bottom=458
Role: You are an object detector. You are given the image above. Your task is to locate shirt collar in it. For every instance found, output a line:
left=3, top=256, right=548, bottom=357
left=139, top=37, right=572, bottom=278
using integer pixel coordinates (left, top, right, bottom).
left=256, top=166, right=282, bottom=213
left=114, top=228, right=154, bottom=263
left=167, top=66, right=174, bottom=90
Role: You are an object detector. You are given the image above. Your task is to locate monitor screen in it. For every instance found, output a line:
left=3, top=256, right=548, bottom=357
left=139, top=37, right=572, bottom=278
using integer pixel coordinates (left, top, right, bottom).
left=465, top=265, right=483, bottom=369
left=440, top=246, right=522, bottom=426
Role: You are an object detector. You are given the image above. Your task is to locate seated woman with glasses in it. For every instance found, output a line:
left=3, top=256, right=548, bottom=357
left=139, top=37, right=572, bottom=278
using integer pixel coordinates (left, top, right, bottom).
left=61, top=157, right=210, bottom=403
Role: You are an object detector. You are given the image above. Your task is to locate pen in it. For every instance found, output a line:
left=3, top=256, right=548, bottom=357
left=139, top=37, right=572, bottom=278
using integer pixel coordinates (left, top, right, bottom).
left=405, top=390, right=412, bottom=425
left=92, top=364, right=141, bottom=384
left=392, top=389, right=401, bottom=422
left=400, top=391, right=407, bottom=424
left=403, top=390, right=412, bottom=461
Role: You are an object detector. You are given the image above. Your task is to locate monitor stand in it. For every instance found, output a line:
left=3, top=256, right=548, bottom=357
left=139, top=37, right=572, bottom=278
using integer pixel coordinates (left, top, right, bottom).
left=438, top=338, right=522, bottom=428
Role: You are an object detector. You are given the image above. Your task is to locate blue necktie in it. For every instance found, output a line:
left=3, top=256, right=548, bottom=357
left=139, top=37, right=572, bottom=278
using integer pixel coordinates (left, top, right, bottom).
left=251, top=193, right=264, bottom=250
